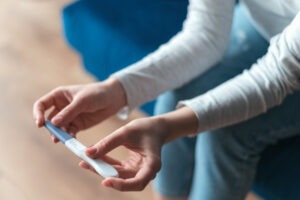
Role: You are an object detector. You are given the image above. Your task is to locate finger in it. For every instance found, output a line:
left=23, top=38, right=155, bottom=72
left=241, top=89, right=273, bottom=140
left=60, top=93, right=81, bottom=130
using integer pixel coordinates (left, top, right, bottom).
left=75, top=111, right=107, bottom=130
left=67, top=123, right=79, bottom=137
left=33, top=89, right=64, bottom=127
left=51, top=135, right=59, bottom=143
left=80, top=160, right=134, bottom=180
left=85, top=129, right=126, bottom=159
left=79, top=155, right=123, bottom=171
left=101, top=155, right=122, bottom=166
left=78, top=161, right=99, bottom=175
left=102, top=164, right=155, bottom=191
left=51, top=99, right=83, bottom=127
left=79, top=160, right=89, bottom=169
left=47, top=107, right=60, bottom=121
left=111, top=165, right=138, bottom=179
left=79, top=158, right=135, bottom=180
left=33, top=102, right=46, bottom=127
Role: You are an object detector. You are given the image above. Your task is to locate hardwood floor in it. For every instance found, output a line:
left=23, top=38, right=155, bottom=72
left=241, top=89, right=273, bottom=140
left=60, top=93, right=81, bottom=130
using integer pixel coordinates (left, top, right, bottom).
left=0, top=1, right=151, bottom=200
left=0, top=0, right=259, bottom=199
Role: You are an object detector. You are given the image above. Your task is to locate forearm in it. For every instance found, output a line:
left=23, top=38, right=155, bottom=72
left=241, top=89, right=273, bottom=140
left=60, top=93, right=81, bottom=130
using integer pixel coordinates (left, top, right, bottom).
left=113, top=0, right=235, bottom=110
left=180, top=12, right=300, bottom=133
left=103, top=77, right=127, bottom=112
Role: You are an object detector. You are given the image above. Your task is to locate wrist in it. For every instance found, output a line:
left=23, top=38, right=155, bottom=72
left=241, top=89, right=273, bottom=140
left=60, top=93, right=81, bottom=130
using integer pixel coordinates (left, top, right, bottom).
left=153, top=106, right=199, bottom=143
left=104, top=77, right=127, bottom=111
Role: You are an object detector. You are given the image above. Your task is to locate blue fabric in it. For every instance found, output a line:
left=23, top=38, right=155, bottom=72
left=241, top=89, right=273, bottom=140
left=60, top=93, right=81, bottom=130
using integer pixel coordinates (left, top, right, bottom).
left=153, top=4, right=300, bottom=200
left=62, top=0, right=188, bottom=115
left=253, top=136, right=300, bottom=200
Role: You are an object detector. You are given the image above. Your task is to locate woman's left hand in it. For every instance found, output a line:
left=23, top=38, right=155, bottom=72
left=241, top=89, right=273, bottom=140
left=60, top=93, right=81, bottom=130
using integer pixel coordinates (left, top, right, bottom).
left=80, top=117, right=168, bottom=191
left=79, top=106, right=198, bottom=191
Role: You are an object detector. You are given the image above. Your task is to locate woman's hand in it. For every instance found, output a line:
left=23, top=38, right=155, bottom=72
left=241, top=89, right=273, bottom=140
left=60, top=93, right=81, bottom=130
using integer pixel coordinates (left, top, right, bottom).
left=80, top=107, right=199, bottom=191
left=33, top=77, right=126, bottom=142
left=80, top=117, right=167, bottom=191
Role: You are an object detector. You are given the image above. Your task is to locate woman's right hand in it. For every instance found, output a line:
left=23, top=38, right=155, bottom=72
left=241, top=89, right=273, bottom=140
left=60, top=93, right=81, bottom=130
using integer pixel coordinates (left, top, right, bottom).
left=33, top=77, right=127, bottom=142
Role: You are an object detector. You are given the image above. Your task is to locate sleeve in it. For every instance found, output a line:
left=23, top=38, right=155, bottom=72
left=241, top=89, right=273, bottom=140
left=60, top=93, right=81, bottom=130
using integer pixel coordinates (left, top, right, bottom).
left=112, top=0, right=236, bottom=111
left=179, top=12, right=300, bottom=133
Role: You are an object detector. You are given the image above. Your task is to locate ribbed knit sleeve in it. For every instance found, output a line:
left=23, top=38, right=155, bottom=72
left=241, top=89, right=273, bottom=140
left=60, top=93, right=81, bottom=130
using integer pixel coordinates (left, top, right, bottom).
left=179, top=12, right=300, bottom=133
left=112, top=0, right=235, bottom=111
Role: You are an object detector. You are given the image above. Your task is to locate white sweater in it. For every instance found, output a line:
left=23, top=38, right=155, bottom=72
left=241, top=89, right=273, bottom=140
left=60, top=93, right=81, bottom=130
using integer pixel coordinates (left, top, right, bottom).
left=113, top=0, right=300, bottom=132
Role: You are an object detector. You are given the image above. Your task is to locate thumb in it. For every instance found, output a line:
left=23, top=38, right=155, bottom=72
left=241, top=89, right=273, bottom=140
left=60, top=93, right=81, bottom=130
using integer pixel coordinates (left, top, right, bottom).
left=86, top=129, right=125, bottom=159
left=51, top=99, right=83, bottom=127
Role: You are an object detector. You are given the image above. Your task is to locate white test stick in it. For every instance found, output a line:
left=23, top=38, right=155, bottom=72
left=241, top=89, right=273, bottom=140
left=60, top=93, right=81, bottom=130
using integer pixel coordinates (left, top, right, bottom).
left=44, top=120, right=119, bottom=178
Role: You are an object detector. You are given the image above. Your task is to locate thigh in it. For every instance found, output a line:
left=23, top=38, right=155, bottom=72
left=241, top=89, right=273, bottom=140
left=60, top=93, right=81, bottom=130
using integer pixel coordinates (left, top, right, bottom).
left=153, top=137, right=196, bottom=197
left=189, top=96, right=300, bottom=200
left=189, top=128, right=261, bottom=200
left=254, top=134, right=300, bottom=200
left=153, top=3, right=300, bottom=199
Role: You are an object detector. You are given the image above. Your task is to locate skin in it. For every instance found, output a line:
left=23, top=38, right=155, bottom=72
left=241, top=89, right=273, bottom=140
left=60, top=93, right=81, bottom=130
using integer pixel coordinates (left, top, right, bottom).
left=33, top=77, right=198, bottom=195
left=33, top=78, right=127, bottom=142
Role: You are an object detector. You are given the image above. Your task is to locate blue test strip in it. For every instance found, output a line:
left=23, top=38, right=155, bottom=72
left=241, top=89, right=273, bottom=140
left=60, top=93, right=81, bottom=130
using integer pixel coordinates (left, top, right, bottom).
left=44, top=121, right=73, bottom=144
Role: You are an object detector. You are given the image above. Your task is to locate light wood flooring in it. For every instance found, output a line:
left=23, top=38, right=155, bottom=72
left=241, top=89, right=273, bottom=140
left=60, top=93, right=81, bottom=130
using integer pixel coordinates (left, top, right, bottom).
left=0, top=0, right=259, bottom=199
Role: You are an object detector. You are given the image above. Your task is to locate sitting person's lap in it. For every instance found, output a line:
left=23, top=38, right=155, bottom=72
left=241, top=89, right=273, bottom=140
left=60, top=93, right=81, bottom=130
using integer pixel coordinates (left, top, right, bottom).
left=153, top=4, right=300, bottom=199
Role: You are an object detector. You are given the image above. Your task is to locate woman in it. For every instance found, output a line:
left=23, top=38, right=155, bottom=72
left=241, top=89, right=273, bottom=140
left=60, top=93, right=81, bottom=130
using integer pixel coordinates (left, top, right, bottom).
left=33, top=0, right=300, bottom=199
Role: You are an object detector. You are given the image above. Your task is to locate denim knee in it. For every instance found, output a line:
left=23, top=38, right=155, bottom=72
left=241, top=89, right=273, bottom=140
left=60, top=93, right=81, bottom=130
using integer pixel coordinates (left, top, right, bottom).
left=153, top=137, right=196, bottom=197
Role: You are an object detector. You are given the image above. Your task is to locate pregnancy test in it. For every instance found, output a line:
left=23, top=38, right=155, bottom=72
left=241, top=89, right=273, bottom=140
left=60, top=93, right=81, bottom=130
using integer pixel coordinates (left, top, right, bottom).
left=44, top=120, right=118, bottom=178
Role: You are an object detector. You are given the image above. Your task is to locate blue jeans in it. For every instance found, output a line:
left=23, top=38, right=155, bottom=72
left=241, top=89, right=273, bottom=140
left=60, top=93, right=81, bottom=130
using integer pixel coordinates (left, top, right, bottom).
left=153, top=4, right=300, bottom=200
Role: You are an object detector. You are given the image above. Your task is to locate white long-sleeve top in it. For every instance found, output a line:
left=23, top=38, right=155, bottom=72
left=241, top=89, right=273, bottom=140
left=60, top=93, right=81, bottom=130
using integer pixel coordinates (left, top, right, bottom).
left=113, top=0, right=300, bottom=132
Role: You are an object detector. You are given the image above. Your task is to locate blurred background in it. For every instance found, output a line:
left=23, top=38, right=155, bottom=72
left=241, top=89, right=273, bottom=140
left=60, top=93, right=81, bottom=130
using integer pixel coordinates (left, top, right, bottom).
left=0, top=0, right=259, bottom=199
left=0, top=0, right=152, bottom=199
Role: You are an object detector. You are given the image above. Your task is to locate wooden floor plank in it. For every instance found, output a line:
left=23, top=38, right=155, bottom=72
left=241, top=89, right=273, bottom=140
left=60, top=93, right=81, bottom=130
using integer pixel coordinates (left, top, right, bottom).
left=0, top=1, right=151, bottom=200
